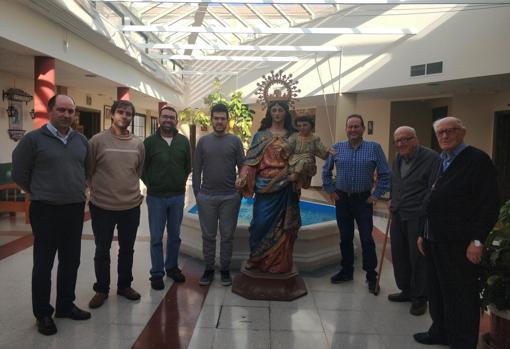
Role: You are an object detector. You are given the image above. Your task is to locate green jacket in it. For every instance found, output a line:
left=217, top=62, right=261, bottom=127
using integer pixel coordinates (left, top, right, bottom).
left=142, top=129, right=191, bottom=197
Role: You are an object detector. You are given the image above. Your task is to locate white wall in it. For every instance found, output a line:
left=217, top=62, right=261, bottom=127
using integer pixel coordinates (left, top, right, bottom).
left=345, top=6, right=510, bottom=92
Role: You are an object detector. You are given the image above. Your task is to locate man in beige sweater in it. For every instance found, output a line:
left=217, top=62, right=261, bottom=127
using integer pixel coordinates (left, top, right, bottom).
left=87, top=100, right=145, bottom=309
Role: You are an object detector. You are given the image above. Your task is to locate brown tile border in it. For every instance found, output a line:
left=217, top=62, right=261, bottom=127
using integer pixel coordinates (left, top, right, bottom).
left=132, top=258, right=209, bottom=349
left=0, top=234, right=33, bottom=260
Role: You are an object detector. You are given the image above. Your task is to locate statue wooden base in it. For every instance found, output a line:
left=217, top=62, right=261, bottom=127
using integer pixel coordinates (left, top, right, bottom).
left=232, top=261, right=307, bottom=301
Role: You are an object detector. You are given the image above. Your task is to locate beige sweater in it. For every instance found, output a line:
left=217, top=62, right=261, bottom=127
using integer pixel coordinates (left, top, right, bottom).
left=89, top=129, right=145, bottom=210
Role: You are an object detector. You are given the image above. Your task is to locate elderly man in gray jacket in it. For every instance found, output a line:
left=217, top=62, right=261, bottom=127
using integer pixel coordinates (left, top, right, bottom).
left=388, top=126, right=440, bottom=316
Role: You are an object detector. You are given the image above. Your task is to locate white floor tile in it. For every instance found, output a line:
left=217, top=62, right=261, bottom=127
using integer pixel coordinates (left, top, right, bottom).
left=319, top=309, right=378, bottom=334
left=270, top=330, right=329, bottom=349
left=270, top=308, right=324, bottom=332
left=196, top=305, right=222, bottom=328
left=217, top=306, right=270, bottom=330
left=327, top=333, right=387, bottom=349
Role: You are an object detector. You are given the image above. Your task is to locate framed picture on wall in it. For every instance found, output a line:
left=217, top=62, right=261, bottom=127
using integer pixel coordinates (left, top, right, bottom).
left=103, top=105, right=111, bottom=130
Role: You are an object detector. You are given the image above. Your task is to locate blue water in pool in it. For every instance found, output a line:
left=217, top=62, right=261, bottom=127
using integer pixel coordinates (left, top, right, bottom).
left=188, top=198, right=336, bottom=226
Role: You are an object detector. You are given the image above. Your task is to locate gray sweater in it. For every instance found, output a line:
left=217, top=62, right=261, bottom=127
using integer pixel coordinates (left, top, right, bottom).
left=391, top=145, right=441, bottom=220
left=192, top=133, right=245, bottom=196
left=12, top=125, right=89, bottom=204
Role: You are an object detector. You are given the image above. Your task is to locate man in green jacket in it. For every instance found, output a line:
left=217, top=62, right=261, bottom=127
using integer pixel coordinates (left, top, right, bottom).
left=143, top=105, right=191, bottom=290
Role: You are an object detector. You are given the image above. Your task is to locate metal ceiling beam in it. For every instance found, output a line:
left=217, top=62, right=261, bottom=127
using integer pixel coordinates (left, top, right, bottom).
left=152, top=54, right=301, bottom=61
left=206, top=9, right=243, bottom=43
left=148, top=4, right=187, bottom=24
left=222, top=4, right=250, bottom=27
left=138, top=43, right=342, bottom=52
left=272, top=4, right=294, bottom=26
left=123, top=25, right=416, bottom=35
left=168, top=70, right=239, bottom=75
left=185, top=3, right=209, bottom=55
left=138, top=3, right=160, bottom=15
left=301, top=4, right=315, bottom=19
left=245, top=4, right=271, bottom=28
left=94, top=0, right=500, bottom=4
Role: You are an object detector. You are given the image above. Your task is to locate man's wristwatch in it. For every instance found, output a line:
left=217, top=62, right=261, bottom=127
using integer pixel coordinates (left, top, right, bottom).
left=473, top=240, right=482, bottom=247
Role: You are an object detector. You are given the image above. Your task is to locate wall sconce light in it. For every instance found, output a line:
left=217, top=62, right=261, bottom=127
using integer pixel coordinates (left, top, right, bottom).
left=2, top=88, right=33, bottom=104
left=2, top=88, right=32, bottom=141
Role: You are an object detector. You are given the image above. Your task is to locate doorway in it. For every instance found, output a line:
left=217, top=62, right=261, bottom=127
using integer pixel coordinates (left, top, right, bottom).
left=493, top=110, right=510, bottom=203
left=77, top=107, right=101, bottom=139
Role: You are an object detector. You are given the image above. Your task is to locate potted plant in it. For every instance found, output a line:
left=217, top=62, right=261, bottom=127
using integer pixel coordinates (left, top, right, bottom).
left=480, top=199, right=510, bottom=349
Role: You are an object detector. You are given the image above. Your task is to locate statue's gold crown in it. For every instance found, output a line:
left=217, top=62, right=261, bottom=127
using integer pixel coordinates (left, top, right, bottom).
left=255, top=70, right=300, bottom=110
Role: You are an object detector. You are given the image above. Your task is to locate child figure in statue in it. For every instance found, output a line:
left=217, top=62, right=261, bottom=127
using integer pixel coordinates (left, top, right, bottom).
left=287, top=116, right=332, bottom=190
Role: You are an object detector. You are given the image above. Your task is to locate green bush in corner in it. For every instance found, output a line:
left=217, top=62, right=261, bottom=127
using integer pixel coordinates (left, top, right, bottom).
left=481, top=199, right=510, bottom=311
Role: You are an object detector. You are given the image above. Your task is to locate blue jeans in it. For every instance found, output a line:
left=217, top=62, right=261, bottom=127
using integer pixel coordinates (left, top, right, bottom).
left=334, top=190, right=377, bottom=280
left=146, top=194, right=185, bottom=279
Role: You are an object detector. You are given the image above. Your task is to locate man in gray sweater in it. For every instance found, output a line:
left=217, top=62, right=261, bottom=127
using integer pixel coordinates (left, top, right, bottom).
left=388, top=126, right=440, bottom=315
left=192, top=103, right=245, bottom=286
left=12, top=94, right=91, bottom=336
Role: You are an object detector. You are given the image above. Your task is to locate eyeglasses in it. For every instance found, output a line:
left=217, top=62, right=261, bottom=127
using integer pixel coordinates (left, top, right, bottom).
left=393, top=136, right=415, bottom=145
left=436, top=127, right=460, bottom=137
left=160, top=115, right=177, bottom=120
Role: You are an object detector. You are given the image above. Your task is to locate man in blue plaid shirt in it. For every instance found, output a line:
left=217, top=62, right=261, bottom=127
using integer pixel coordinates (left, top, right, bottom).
left=322, top=114, right=390, bottom=293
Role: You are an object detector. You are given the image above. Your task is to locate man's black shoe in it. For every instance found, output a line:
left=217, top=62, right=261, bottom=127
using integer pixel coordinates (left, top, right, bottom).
left=199, top=269, right=215, bottom=286
left=388, top=292, right=411, bottom=302
left=367, top=278, right=377, bottom=294
left=330, top=271, right=353, bottom=284
left=167, top=267, right=186, bottom=283
left=151, top=277, right=165, bottom=290
left=55, top=305, right=91, bottom=320
left=413, top=332, right=448, bottom=345
left=410, top=301, right=427, bottom=316
left=220, top=270, right=232, bottom=286
left=36, top=316, right=57, bottom=335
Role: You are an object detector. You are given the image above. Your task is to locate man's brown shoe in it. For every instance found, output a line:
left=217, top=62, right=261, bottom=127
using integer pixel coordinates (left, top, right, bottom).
left=117, top=287, right=141, bottom=301
left=89, top=292, right=108, bottom=309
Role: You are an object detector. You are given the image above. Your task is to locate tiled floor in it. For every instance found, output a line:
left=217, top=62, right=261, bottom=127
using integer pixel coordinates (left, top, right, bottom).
left=0, top=186, right=448, bottom=349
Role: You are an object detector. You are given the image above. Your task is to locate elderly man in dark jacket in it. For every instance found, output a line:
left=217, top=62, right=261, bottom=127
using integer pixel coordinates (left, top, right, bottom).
left=414, top=117, right=500, bottom=349
left=389, top=126, right=440, bottom=316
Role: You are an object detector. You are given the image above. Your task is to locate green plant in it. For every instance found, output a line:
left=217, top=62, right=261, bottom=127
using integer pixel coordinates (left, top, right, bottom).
left=481, top=199, right=510, bottom=311
left=179, top=107, right=210, bottom=128
left=203, top=78, right=254, bottom=148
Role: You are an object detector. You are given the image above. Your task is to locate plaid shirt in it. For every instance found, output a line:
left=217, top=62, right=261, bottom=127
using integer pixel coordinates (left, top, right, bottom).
left=322, top=140, right=390, bottom=198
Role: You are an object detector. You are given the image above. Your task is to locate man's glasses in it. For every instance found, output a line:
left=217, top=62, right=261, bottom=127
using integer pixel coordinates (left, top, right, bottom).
left=393, top=136, right=415, bottom=145
left=160, top=115, right=177, bottom=120
left=436, top=127, right=460, bottom=137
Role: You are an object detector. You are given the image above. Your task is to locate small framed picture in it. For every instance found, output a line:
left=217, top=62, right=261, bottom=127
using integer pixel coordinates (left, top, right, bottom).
left=103, top=105, right=112, bottom=130
left=368, top=120, right=374, bottom=135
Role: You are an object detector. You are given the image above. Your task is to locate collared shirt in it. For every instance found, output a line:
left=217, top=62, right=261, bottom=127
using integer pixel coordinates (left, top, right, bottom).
left=322, top=139, right=391, bottom=198
left=46, top=123, right=72, bottom=144
left=440, top=143, right=467, bottom=171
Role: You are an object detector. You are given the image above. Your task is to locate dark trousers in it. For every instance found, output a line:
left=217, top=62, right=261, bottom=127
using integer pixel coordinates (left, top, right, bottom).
left=425, top=240, right=480, bottom=349
left=390, top=213, right=426, bottom=302
left=90, top=203, right=140, bottom=294
left=334, top=191, right=377, bottom=279
left=30, top=201, right=85, bottom=319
